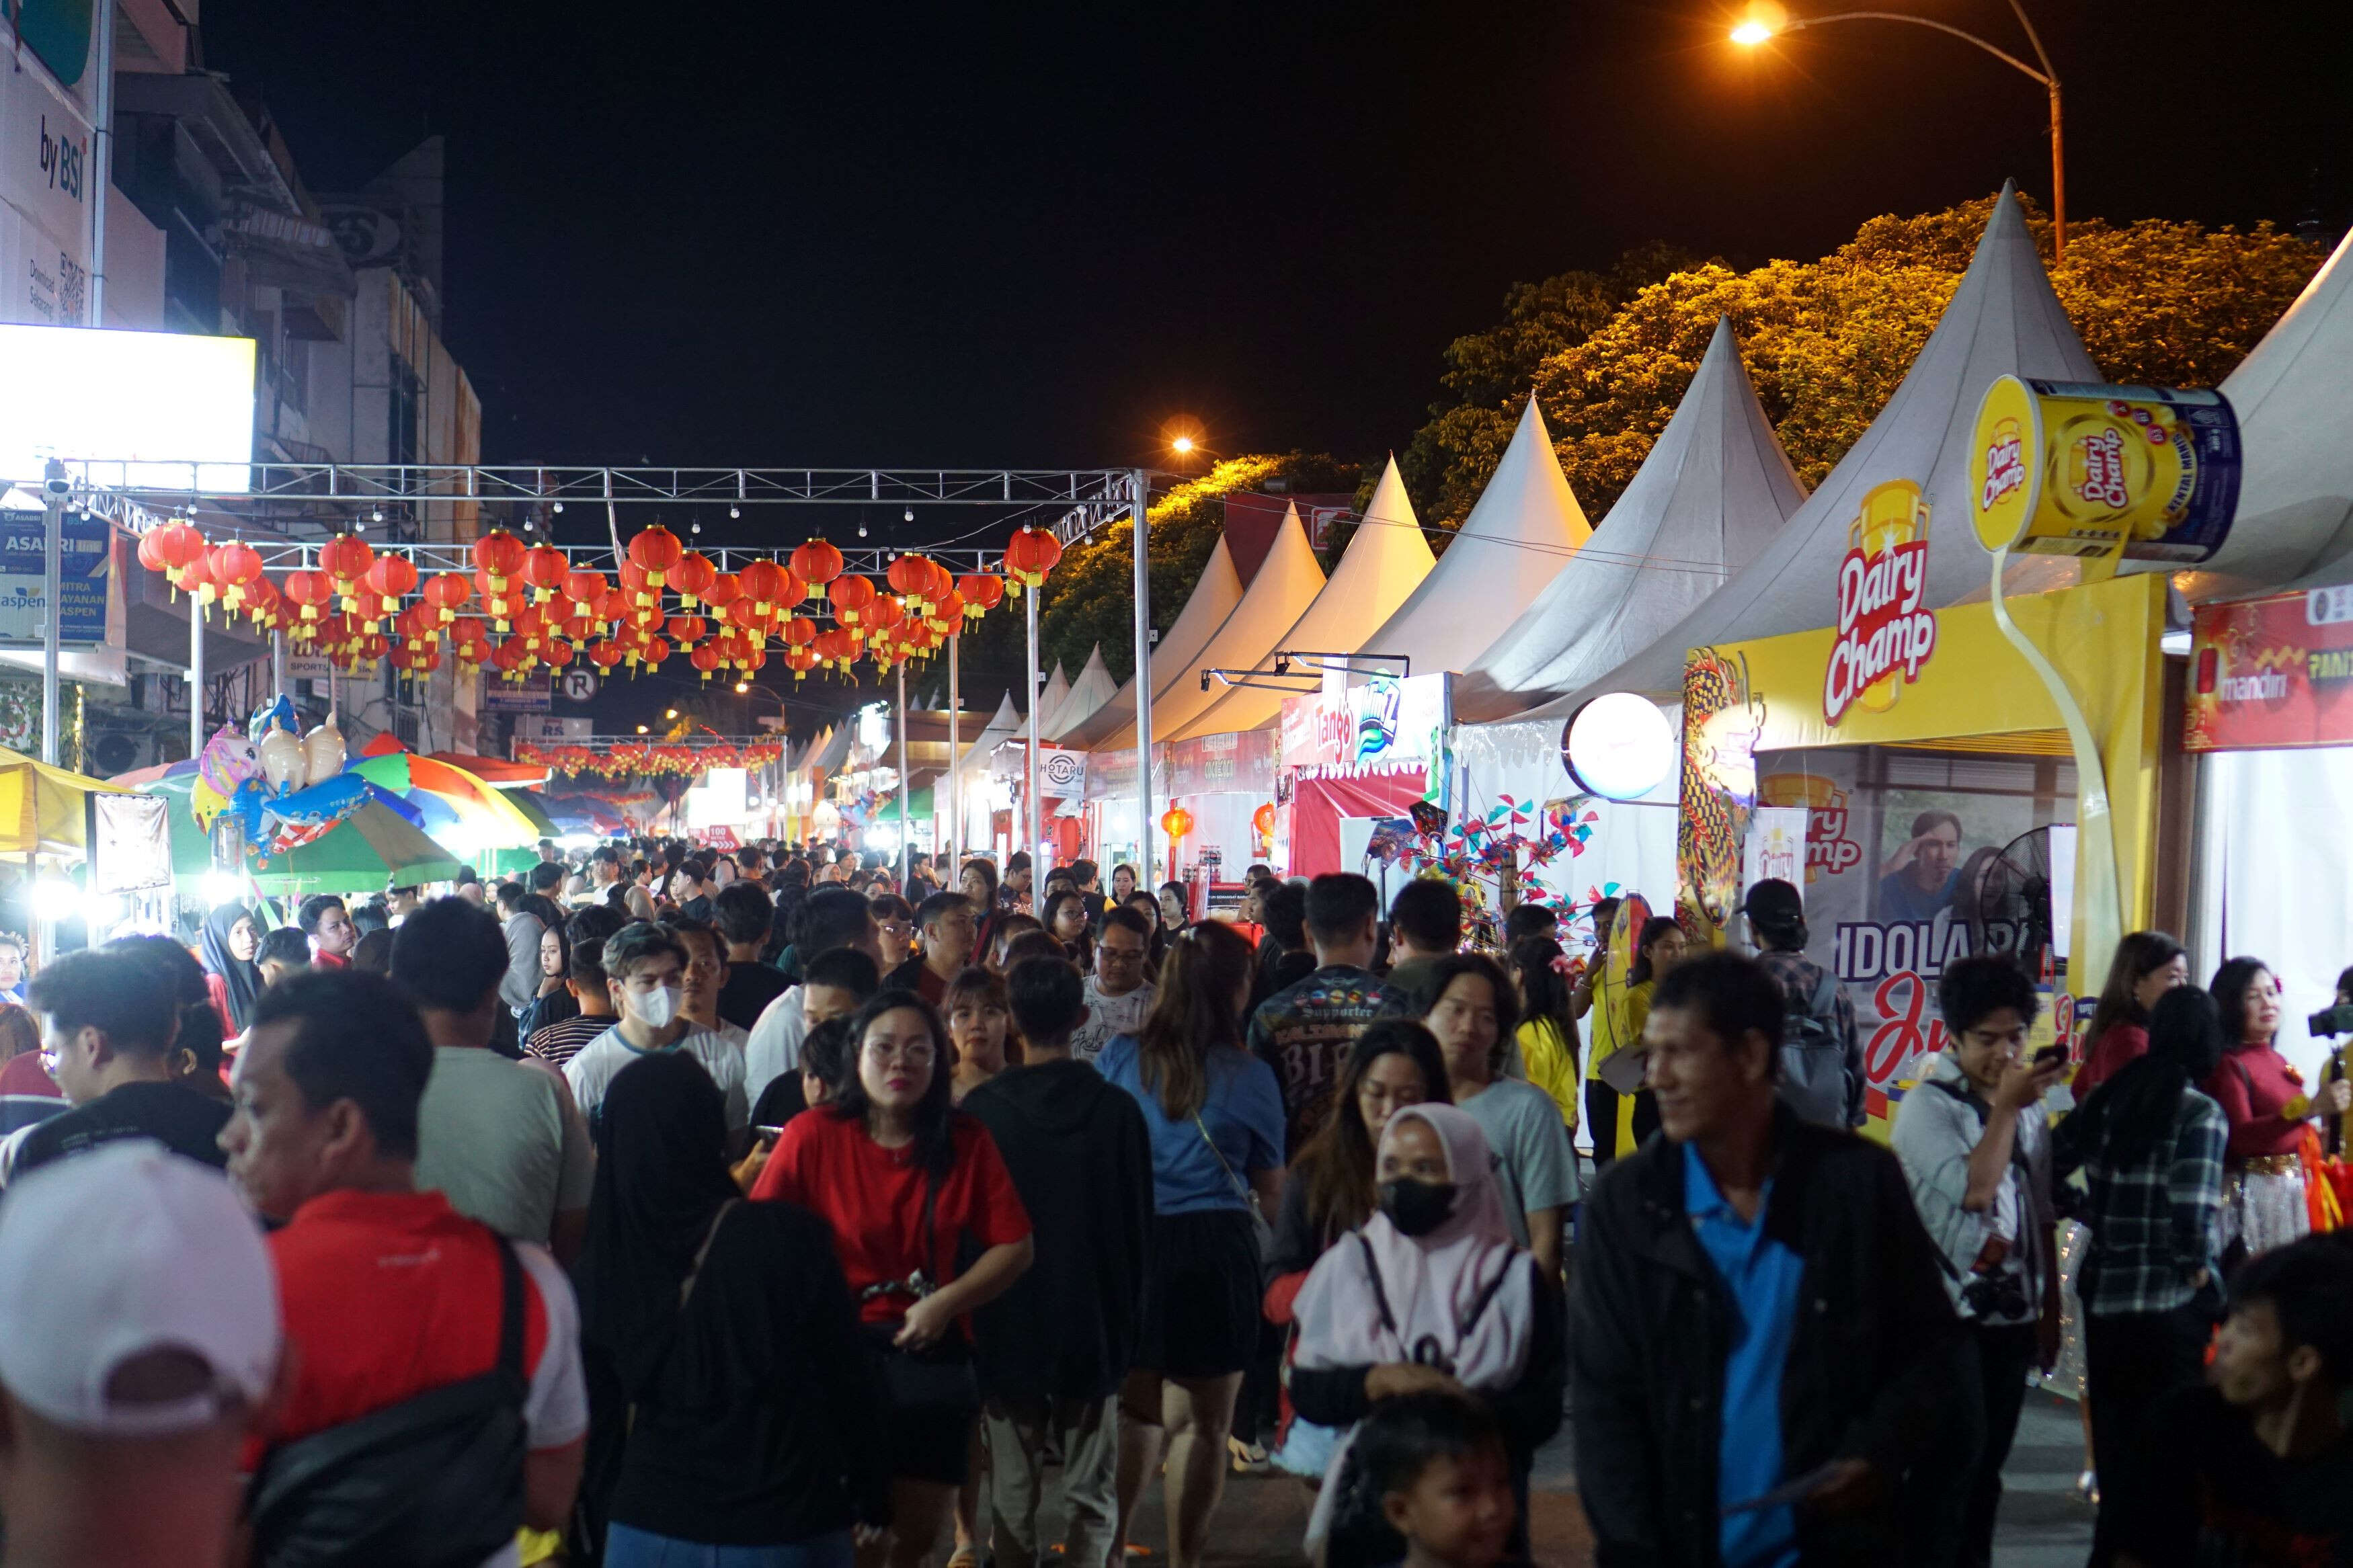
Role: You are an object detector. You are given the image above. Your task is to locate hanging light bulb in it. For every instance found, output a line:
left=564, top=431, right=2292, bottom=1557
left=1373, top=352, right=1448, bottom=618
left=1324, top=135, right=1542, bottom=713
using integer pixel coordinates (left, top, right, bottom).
left=858, top=521, right=869, bottom=538
left=729, top=505, right=740, bottom=519
left=691, top=520, right=702, bottom=534
left=903, top=508, right=914, bottom=522
left=372, top=507, right=385, bottom=523
left=553, top=500, right=565, bottom=513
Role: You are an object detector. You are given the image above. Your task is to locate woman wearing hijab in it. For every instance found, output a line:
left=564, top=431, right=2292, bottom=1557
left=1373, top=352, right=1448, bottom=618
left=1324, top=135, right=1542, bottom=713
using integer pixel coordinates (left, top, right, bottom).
left=1287, top=1103, right=1564, bottom=1568
left=197, top=903, right=263, bottom=1038
left=575, top=1052, right=889, bottom=1568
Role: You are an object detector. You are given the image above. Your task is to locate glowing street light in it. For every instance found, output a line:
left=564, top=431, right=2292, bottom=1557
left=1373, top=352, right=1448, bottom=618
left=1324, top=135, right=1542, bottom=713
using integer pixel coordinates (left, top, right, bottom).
left=636, top=723, right=649, bottom=735
left=1170, top=435, right=1195, bottom=456
left=1727, top=1, right=2066, bottom=259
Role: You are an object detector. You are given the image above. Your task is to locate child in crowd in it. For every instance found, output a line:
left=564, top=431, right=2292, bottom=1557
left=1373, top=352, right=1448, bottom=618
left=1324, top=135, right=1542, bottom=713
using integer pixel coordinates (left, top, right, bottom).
left=1328, top=1391, right=1519, bottom=1568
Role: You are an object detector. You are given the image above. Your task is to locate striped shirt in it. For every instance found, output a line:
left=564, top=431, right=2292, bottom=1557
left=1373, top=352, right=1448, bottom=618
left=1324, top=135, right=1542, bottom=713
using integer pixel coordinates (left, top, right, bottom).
left=2055, top=1086, right=2228, bottom=1317
left=524, top=1012, right=611, bottom=1071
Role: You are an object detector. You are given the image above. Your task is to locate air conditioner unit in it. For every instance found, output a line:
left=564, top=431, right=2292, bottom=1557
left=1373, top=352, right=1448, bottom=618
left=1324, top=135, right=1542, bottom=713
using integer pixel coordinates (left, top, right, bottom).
left=89, top=724, right=159, bottom=778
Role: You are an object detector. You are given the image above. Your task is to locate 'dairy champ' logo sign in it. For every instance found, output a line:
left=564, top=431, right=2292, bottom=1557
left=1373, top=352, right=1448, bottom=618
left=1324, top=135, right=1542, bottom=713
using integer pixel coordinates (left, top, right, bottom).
left=1824, top=479, right=1937, bottom=727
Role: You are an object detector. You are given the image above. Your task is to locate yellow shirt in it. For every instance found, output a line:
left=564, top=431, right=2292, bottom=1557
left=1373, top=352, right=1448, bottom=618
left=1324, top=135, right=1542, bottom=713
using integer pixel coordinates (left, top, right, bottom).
left=1517, top=1016, right=1581, bottom=1132
left=1585, top=978, right=1655, bottom=1083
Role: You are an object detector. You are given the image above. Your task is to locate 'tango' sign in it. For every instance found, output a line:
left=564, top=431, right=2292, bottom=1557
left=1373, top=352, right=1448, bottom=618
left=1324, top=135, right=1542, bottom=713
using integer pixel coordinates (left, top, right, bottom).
left=1825, top=479, right=1937, bottom=727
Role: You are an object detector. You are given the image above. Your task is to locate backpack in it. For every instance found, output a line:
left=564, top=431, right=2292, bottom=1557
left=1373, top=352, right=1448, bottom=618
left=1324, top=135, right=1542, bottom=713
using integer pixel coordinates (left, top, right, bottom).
left=1776, top=967, right=1852, bottom=1128
left=247, top=1239, right=529, bottom=1568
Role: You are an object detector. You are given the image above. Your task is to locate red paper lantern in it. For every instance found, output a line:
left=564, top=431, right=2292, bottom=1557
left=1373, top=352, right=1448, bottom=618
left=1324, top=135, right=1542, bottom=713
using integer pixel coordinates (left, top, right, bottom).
left=281, top=569, right=333, bottom=630
left=208, top=541, right=264, bottom=610
left=627, top=526, right=684, bottom=590
left=146, top=521, right=208, bottom=592
left=670, top=551, right=716, bottom=606
left=423, top=572, right=472, bottom=623
left=321, top=533, right=374, bottom=610
left=928, top=589, right=965, bottom=630
left=790, top=537, right=844, bottom=587
left=689, top=643, right=723, bottom=679
left=564, top=567, right=607, bottom=611
left=475, top=567, right=522, bottom=630
left=781, top=615, right=816, bottom=647
left=589, top=638, right=626, bottom=671
left=362, top=554, right=418, bottom=620
left=887, top=553, right=934, bottom=605
left=828, top=573, right=876, bottom=624
left=667, top=614, right=707, bottom=645
left=863, top=595, right=905, bottom=637
left=957, top=572, right=1003, bottom=619
left=1253, top=802, right=1277, bottom=837
left=1161, top=806, right=1194, bottom=840
left=701, top=571, right=742, bottom=611
left=524, top=544, right=569, bottom=602
left=472, top=529, right=526, bottom=587
left=450, top=617, right=493, bottom=666
left=737, top=559, right=784, bottom=614
left=541, top=638, right=575, bottom=669
left=1002, top=525, right=1062, bottom=594
left=783, top=645, right=819, bottom=682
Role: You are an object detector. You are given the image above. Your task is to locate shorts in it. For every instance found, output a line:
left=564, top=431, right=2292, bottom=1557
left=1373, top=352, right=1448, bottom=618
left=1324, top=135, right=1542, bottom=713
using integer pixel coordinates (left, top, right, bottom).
left=1136, top=1208, right=1262, bottom=1379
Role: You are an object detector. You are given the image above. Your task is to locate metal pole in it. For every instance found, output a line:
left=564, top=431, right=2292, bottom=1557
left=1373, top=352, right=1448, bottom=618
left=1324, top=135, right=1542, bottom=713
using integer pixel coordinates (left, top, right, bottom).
left=87, top=0, right=112, bottom=326
left=38, top=464, right=65, bottom=766
left=1025, top=579, right=1043, bottom=917
left=947, top=631, right=961, bottom=871
left=2047, top=77, right=2066, bottom=263
left=1130, top=468, right=1154, bottom=890
left=188, top=585, right=206, bottom=759
left=272, top=629, right=286, bottom=695
left=895, top=657, right=910, bottom=893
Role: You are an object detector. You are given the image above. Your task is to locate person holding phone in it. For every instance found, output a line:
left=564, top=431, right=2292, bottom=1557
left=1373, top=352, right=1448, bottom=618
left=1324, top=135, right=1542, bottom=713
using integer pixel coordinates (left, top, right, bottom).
left=1890, top=956, right=2065, bottom=1568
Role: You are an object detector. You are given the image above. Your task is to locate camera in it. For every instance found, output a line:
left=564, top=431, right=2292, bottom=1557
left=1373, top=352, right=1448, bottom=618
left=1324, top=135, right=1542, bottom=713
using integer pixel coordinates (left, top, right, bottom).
left=1962, top=1269, right=2031, bottom=1322
left=2309, top=1003, right=2353, bottom=1038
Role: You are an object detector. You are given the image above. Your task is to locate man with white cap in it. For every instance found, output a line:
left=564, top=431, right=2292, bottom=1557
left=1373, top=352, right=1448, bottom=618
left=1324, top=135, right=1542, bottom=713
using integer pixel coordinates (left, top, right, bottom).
left=0, top=1139, right=285, bottom=1568
left=221, top=965, right=587, bottom=1565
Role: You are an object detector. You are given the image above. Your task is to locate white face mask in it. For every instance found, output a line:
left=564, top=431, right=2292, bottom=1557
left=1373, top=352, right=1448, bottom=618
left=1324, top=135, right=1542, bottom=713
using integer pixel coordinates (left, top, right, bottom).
left=631, top=983, right=682, bottom=1030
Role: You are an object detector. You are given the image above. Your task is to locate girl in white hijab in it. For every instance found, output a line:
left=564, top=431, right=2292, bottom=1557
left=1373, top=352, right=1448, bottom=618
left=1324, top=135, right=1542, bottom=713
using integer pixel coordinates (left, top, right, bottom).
left=1288, top=1104, right=1561, bottom=1561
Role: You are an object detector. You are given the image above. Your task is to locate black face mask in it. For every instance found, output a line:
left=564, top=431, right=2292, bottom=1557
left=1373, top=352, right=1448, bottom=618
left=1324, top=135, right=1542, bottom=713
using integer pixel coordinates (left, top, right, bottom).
left=1378, top=1178, right=1458, bottom=1238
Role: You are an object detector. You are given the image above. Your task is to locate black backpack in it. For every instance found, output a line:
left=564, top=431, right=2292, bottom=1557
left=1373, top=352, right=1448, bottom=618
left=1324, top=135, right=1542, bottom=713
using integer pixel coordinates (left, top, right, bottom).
left=1776, top=967, right=1852, bottom=1128
left=247, top=1239, right=530, bottom=1568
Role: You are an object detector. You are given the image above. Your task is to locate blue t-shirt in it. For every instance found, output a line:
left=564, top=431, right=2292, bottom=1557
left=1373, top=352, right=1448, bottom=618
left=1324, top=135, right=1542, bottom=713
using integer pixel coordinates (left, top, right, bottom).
left=1684, top=1141, right=1804, bottom=1568
left=1097, top=1034, right=1285, bottom=1216
left=1876, top=867, right=1958, bottom=923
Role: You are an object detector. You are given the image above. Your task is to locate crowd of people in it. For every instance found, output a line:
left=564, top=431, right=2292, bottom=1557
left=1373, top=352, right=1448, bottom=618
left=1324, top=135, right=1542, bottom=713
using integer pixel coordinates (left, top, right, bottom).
left=0, top=839, right=2345, bottom=1568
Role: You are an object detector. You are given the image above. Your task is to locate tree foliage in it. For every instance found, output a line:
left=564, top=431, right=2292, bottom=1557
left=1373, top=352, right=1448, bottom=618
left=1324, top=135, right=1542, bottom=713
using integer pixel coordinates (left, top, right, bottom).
left=1409, top=196, right=2324, bottom=525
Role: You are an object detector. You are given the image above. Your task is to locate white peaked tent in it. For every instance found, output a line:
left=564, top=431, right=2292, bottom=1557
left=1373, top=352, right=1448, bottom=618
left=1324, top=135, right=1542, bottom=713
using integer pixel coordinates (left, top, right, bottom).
left=955, top=694, right=1022, bottom=780
left=1170, top=456, right=1437, bottom=741
left=1554, top=182, right=2100, bottom=710
left=1046, top=643, right=1118, bottom=741
left=1099, top=503, right=1327, bottom=747
left=1452, top=319, right=1807, bottom=723
left=1056, top=535, right=1246, bottom=751
left=1351, top=397, right=1592, bottom=682
left=1034, top=661, right=1070, bottom=735
left=2129, top=224, right=2353, bottom=600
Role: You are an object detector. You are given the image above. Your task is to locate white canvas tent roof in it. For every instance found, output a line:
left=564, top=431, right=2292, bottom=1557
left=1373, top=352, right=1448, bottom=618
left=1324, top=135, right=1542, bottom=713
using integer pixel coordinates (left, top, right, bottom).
left=1549, top=183, right=2100, bottom=712
left=1349, top=397, right=1592, bottom=682
left=954, top=694, right=1022, bottom=778
left=1099, top=503, right=1327, bottom=748
left=1452, top=319, right=1806, bottom=723
left=1034, top=660, right=1070, bottom=733
left=2125, top=225, right=2353, bottom=600
left=1056, top=535, right=1246, bottom=750
left=1169, top=460, right=1436, bottom=740
left=1045, top=643, right=1117, bottom=740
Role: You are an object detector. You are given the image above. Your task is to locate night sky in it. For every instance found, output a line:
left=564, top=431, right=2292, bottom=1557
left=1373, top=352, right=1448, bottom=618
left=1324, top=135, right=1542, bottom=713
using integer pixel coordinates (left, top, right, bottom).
left=203, top=1, right=2348, bottom=483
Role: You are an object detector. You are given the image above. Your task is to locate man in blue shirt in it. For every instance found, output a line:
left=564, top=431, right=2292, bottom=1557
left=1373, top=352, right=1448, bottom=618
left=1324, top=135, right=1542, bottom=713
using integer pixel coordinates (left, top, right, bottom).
left=1570, top=951, right=1960, bottom=1567
left=1876, top=810, right=1964, bottom=923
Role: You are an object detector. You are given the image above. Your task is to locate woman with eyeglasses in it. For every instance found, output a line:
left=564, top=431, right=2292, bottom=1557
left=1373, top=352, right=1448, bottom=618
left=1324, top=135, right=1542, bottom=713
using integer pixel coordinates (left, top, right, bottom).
left=1043, top=890, right=1096, bottom=976
left=1097, top=921, right=1285, bottom=1568
left=869, top=894, right=918, bottom=975
left=752, top=991, right=1035, bottom=1568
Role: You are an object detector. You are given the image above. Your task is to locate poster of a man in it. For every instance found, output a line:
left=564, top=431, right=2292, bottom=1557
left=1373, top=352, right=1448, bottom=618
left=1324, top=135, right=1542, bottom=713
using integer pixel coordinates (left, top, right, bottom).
left=1876, top=809, right=1963, bottom=921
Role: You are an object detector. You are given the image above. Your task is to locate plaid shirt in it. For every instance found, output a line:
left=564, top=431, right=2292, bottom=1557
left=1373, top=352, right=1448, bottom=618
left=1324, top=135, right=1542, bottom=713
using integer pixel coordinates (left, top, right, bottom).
left=2055, top=1085, right=2229, bottom=1316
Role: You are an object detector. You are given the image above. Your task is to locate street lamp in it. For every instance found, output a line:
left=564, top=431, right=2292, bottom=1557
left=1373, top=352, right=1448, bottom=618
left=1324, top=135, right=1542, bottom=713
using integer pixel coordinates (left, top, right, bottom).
left=1730, top=1, right=2065, bottom=260
left=1170, top=436, right=1195, bottom=456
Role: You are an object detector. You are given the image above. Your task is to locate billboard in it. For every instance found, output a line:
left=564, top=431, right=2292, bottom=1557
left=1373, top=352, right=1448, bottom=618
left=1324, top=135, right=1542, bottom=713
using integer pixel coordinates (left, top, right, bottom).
left=0, top=504, right=106, bottom=647
left=2184, top=587, right=2353, bottom=752
left=0, top=325, right=255, bottom=489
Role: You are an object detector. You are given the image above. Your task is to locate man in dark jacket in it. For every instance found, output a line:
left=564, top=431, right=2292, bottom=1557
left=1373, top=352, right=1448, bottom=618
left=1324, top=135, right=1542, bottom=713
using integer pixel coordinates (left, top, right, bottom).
left=964, top=956, right=1153, bottom=1568
left=1570, top=952, right=1960, bottom=1568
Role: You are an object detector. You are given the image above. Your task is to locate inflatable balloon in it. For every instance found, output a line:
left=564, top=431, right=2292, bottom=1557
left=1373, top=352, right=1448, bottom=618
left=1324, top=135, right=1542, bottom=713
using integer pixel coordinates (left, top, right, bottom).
left=257, top=729, right=305, bottom=795
left=247, top=695, right=299, bottom=745
left=303, top=716, right=346, bottom=786
left=192, top=725, right=264, bottom=831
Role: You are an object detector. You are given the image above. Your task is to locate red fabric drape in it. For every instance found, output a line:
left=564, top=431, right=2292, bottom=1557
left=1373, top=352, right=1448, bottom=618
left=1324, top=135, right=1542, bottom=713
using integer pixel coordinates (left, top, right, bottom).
left=1286, top=770, right=1427, bottom=878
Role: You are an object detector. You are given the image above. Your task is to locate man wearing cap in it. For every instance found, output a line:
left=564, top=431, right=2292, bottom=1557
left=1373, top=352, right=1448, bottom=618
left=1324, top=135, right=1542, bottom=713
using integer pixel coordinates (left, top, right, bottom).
left=1744, top=878, right=1866, bottom=1130
left=221, top=966, right=588, bottom=1561
left=5, top=947, right=231, bottom=1189
left=0, top=1141, right=286, bottom=1568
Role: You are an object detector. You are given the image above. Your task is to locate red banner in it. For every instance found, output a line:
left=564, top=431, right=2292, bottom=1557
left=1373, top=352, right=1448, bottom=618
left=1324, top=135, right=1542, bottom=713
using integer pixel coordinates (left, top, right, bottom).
left=2184, top=587, right=2353, bottom=752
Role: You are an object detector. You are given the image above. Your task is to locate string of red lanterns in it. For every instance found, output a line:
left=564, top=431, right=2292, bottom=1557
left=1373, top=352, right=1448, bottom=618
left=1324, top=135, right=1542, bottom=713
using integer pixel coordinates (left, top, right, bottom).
left=128, top=524, right=1065, bottom=686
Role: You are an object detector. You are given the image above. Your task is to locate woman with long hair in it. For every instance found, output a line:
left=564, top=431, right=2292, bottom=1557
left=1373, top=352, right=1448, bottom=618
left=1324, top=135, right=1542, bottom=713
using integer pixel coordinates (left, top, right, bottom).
left=2055, top=987, right=2231, bottom=1562
left=1264, top=1020, right=1453, bottom=1478
left=518, top=919, right=577, bottom=1042
left=1097, top=922, right=1285, bottom=1568
left=945, top=965, right=1020, bottom=1104
left=197, top=902, right=263, bottom=1038
left=751, top=993, right=1035, bottom=1568
left=576, top=1053, right=889, bottom=1567
left=1593, top=916, right=1687, bottom=1164
left=959, top=858, right=1002, bottom=959
left=1287, top=1104, right=1562, bottom=1568
left=1043, top=889, right=1095, bottom=976
left=2073, top=932, right=2190, bottom=1103
left=1156, top=882, right=1189, bottom=938
left=1125, top=889, right=1171, bottom=972
left=1506, top=938, right=1581, bottom=1136
left=1110, top=863, right=1140, bottom=905
left=2203, top=957, right=2352, bottom=1257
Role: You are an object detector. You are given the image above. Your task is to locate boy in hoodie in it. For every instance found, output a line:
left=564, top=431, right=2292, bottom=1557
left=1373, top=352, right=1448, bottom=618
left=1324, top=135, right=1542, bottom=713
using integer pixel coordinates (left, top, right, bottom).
left=963, top=956, right=1154, bottom=1568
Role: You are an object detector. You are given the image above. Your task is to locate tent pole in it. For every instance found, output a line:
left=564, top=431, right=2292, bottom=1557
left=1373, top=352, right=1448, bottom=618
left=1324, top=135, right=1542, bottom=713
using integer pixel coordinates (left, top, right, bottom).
left=1025, top=579, right=1043, bottom=916
left=947, top=632, right=961, bottom=872
left=896, top=658, right=910, bottom=893
left=1131, top=467, right=1153, bottom=890
left=189, top=586, right=206, bottom=759
left=39, top=464, right=64, bottom=767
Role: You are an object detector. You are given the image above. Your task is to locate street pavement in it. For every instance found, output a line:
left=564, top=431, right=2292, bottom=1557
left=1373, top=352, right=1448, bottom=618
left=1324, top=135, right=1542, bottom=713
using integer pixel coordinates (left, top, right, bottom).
left=1112, top=1388, right=2095, bottom=1566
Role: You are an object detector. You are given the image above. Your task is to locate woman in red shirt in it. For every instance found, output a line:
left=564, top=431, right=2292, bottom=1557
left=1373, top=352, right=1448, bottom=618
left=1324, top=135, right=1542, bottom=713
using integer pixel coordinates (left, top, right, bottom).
left=2073, top=932, right=2189, bottom=1103
left=753, top=991, right=1034, bottom=1568
left=2204, top=957, right=2353, bottom=1257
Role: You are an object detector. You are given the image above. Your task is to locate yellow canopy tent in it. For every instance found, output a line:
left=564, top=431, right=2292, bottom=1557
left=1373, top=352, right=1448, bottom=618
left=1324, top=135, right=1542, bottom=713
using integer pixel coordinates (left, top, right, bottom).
left=0, top=754, right=124, bottom=858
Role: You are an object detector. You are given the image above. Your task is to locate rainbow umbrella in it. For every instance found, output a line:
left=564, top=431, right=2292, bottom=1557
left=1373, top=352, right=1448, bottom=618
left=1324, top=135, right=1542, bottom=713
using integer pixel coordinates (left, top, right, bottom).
left=349, top=751, right=545, bottom=864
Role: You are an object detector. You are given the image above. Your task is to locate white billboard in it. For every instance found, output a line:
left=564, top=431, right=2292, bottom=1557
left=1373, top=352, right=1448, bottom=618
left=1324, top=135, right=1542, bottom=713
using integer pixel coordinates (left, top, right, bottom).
left=0, top=324, right=254, bottom=489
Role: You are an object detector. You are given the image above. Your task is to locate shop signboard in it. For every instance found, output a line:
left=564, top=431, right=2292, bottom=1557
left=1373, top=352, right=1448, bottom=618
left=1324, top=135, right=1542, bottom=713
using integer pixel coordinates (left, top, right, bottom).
left=1164, top=728, right=1275, bottom=797
left=2184, top=587, right=2353, bottom=751
left=1278, top=672, right=1449, bottom=772
left=1037, top=745, right=1086, bottom=797
left=1970, top=377, right=2241, bottom=563
left=1824, top=480, right=1937, bottom=727
left=480, top=672, right=551, bottom=713
left=0, top=506, right=106, bottom=647
left=0, top=22, right=93, bottom=329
